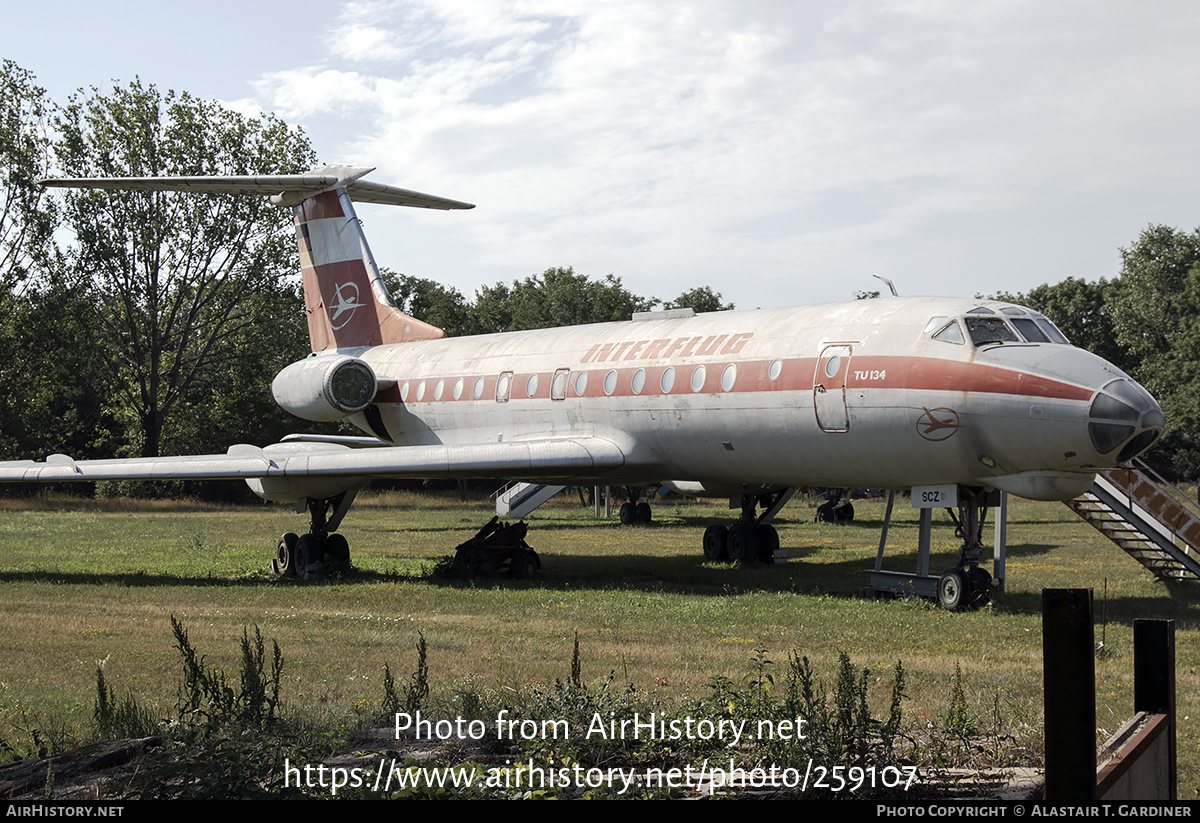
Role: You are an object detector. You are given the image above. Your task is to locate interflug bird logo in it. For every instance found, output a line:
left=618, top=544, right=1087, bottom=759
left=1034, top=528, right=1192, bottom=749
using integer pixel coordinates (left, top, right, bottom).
left=916, top=407, right=961, bottom=441
left=328, top=281, right=364, bottom=330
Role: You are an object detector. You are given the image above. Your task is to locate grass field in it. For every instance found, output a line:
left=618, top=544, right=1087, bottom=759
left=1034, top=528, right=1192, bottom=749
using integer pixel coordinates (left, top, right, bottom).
left=0, top=488, right=1197, bottom=796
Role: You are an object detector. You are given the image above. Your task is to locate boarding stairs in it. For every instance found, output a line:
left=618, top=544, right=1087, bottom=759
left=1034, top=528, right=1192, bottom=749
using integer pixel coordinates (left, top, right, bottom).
left=1066, top=461, right=1200, bottom=582
left=493, top=481, right=566, bottom=519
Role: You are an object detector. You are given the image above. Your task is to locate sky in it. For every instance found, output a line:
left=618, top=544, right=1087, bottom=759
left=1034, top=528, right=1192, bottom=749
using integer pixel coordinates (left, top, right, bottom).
left=6, top=1, right=1200, bottom=310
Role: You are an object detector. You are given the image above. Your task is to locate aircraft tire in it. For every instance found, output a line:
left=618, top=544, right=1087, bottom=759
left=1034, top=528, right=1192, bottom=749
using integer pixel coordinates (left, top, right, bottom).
left=755, top=524, right=780, bottom=563
left=635, top=501, right=652, bottom=524
left=326, top=533, right=350, bottom=565
left=967, top=566, right=993, bottom=607
left=456, top=544, right=484, bottom=576
left=703, top=524, right=729, bottom=561
left=295, top=534, right=321, bottom=579
left=512, top=548, right=541, bottom=579
left=727, top=523, right=758, bottom=564
left=619, top=502, right=636, bottom=525
left=276, top=533, right=299, bottom=577
left=937, top=568, right=969, bottom=612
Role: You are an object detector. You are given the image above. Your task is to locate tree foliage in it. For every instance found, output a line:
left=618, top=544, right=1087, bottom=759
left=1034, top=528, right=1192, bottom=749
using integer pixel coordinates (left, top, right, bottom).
left=0, top=61, right=81, bottom=461
left=54, top=79, right=317, bottom=457
left=0, top=59, right=56, bottom=291
left=1108, top=226, right=1200, bottom=479
left=666, top=285, right=734, bottom=313
left=381, top=269, right=471, bottom=337
left=469, top=267, right=657, bottom=334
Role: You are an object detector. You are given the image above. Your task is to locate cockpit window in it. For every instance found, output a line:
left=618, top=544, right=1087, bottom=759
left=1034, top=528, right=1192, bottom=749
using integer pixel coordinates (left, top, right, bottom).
left=1035, top=316, right=1070, bottom=344
left=1000, top=307, right=1027, bottom=316
left=964, top=316, right=1019, bottom=346
left=1011, top=317, right=1050, bottom=343
left=932, top=320, right=965, bottom=344
left=966, top=306, right=996, bottom=315
left=923, top=316, right=948, bottom=334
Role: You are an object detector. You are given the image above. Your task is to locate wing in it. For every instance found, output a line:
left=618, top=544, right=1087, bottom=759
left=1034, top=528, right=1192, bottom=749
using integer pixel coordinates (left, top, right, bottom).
left=0, top=437, right=633, bottom=485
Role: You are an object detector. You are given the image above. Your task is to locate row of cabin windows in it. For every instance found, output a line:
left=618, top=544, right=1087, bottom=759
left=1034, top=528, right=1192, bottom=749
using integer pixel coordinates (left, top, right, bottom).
left=399, top=359, right=787, bottom=403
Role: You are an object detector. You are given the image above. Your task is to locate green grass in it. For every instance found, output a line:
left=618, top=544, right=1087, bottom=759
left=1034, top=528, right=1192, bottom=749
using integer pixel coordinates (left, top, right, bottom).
left=0, top=489, right=1198, bottom=795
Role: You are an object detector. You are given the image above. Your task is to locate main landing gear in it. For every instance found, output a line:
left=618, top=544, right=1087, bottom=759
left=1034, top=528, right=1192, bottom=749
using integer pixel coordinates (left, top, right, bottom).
left=272, top=491, right=356, bottom=580
left=866, top=485, right=1004, bottom=611
left=618, top=486, right=653, bottom=525
left=814, top=489, right=855, bottom=524
left=701, top=488, right=794, bottom=564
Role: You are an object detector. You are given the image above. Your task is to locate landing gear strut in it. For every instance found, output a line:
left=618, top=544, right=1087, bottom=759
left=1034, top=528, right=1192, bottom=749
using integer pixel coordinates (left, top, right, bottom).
left=701, top=488, right=793, bottom=564
left=937, top=487, right=993, bottom=611
left=271, top=491, right=357, bottom=579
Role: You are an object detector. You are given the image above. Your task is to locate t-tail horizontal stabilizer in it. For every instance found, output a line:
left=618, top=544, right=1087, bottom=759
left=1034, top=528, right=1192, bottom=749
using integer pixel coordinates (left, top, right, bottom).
left=38, top=164, right=475, bottom=210
left=40, top=165, right=474, bottom=351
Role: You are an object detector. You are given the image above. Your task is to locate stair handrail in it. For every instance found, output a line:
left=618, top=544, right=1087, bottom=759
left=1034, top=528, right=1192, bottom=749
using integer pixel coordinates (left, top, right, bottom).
left=491, top=480, right=518, bottom=502
left=1130, top=458, right=1200, bottom=522
left=1099, top=459, right=1200, bottom=553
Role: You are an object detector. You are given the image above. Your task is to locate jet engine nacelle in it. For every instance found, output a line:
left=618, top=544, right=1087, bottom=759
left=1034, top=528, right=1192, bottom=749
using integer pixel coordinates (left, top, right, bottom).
left=272, top=355, right=378, bottom=422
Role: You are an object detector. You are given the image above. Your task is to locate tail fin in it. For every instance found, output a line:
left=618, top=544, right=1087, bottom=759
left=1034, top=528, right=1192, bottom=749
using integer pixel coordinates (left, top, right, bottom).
left=40, top=164, right=474, bottom=352
left=294, top=185, right=443, bottom=351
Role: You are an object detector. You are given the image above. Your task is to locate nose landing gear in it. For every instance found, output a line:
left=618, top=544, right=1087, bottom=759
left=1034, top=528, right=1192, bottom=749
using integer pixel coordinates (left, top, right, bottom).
left=868, top=486, right=1006, bottom=610
left=936, top=487, right=995, bottom=611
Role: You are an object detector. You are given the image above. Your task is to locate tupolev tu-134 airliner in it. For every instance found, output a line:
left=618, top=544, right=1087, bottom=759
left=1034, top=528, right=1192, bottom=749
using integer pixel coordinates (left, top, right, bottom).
left=0, top=165, right=1166, bottom=600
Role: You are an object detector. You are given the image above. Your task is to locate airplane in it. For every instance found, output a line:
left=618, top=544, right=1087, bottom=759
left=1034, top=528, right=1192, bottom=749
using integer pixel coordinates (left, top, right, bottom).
left=0, top=165, right=1166, bottom=609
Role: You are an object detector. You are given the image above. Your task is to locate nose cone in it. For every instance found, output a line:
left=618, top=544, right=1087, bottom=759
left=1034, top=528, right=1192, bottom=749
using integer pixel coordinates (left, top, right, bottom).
left=1088, top=378, right=1164, bottom=463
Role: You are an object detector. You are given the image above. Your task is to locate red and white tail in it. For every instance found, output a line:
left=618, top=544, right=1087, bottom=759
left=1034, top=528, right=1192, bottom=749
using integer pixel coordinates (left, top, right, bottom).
left=41, top=164, right=474, bottom=353
left=294, top=187, right=444, bottom=351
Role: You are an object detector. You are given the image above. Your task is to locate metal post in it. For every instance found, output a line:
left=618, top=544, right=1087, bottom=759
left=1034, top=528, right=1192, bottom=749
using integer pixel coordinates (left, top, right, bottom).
left=874, top=490, right=896, bottom=571
left=992, top=491, right=1007, bottom=592
left=916, top=508, right=932, bottom=578
left=1043, top=588, right=1096, bottom=802
left=1134, top=619, right=1176, bottom=800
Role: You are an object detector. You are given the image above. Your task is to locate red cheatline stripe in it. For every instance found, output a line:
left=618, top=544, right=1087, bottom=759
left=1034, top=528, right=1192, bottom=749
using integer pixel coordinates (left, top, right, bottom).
left=372, top=355, right=1093, bottom=404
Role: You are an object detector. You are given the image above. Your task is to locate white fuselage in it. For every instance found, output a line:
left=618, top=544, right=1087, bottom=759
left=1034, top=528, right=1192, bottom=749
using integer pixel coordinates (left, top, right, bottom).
left=338, top=295, right=1159, bottom=500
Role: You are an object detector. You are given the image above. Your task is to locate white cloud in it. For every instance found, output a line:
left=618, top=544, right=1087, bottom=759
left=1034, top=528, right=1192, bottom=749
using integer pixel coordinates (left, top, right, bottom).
left=248, top=0, right=1200, bottom=305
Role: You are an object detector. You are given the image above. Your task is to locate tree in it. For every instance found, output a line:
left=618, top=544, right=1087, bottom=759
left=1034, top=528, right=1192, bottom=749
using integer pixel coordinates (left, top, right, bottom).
left=0, top=61, right=83, bottom=461
left=994, top=277, right=1129, bottom=372
left=468, top=267, right=657, bottom=334
left=1107, top=225, right=1200, bottom=479
left=0, top=60, right=56, bottom=291
left=54, top=79, right=317, bottom=457
left=666, top=285, right=734, bottom=313
left=381, top=269, right=471, bottom=337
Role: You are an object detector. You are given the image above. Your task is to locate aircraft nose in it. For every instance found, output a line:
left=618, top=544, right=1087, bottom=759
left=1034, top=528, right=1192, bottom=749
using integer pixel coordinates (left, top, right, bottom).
left=1087, top=378, right=1164, bottom=463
